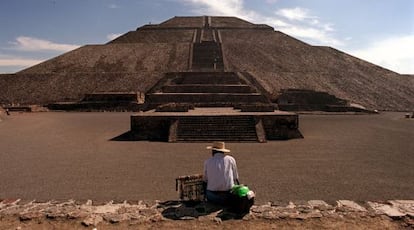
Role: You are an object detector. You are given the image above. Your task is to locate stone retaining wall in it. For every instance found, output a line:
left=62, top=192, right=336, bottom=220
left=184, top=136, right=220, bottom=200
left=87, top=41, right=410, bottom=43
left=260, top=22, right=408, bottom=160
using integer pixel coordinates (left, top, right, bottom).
left=0, top=199, right=412, bottom=227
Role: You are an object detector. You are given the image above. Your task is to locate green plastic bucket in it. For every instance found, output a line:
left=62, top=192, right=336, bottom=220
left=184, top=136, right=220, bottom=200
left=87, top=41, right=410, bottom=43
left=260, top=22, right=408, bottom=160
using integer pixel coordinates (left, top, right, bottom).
left=231, top=185, right=250, bottom=197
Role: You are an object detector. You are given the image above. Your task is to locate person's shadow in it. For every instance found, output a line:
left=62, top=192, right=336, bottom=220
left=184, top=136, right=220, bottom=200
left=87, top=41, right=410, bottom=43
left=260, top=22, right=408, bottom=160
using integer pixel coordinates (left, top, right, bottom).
left=160, top=200, right=248, bottom=221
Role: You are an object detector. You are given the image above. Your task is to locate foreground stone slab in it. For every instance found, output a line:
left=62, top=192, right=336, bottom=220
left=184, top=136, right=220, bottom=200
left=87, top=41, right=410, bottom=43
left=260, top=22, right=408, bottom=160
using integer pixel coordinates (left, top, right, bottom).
left=389, top=200, right=414, bottom=217
left=0, top=199, right=413, bottom=228
left=368, top=200, right=414, bottom=219
left=337, top=200, right=367, bottom=212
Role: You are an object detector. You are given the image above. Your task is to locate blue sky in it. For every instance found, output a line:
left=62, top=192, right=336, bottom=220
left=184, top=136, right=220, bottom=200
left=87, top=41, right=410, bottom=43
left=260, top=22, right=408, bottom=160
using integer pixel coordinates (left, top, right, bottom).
left=0, top=0, right=413, bottom=74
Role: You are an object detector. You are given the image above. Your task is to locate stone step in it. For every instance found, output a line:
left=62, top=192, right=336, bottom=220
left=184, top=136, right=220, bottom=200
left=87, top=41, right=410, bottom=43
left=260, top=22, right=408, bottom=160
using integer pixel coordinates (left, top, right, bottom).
left=177, top=135, right=258, bottom=140
left=176, top=116, right=258, bottom=141
left=178, top=126, right=256, bottom=132
left=178, top=117, right=254, bottom=123
left=167, top=72, right=241, bottom=81
left=178, top=129, right=256, bottom=135
left=191, top=63, right=224, bottom=70
left=145, top=102, right=238, bottom=110
left=176, top=137, right=258, bottom=142
left=178, top=124, right=256, bottom=129
left=146, top=93, right=269, bottom=104
left=179, top=75, right=241, bottom=84
left=162, top=84, right=255, bottom=93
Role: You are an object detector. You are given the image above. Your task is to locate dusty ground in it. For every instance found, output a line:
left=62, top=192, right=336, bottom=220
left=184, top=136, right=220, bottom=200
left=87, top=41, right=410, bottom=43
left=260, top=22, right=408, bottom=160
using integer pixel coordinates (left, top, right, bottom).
left=0, top=112, right=413, bottom=203
left=0, top=111, right=413, bottom=229
left=0, top=216, right=406, bottom=230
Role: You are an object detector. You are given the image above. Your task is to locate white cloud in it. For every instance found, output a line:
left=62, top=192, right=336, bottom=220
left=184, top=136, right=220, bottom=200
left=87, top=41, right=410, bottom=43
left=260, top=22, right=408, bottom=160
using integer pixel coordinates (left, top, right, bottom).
left=0, top=57, right=43, bottom=67
left=280, top=26, right=342, bottom=46
left=181, top=0, right=249, bottom=18
left=107, top=33, right=123, bottom=41
left=349, top=35, right=414, bottom=74
left=177, top=0, right=343, bottom=46
left=10, top=36, right=80, bottom=52
left=273, top=7, right=341, bottom=45
left=276, top=7, right=312, bottom=21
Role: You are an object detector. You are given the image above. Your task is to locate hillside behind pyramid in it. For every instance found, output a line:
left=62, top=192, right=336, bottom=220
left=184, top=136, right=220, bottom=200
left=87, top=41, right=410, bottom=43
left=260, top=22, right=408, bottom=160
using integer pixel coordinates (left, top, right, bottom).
left=0, top=16, right=413, bottom=111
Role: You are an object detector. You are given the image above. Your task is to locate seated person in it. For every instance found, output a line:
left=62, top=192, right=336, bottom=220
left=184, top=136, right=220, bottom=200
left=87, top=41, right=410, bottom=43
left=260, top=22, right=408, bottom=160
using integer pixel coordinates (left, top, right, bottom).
left=203, top=142, right=239, bottom=205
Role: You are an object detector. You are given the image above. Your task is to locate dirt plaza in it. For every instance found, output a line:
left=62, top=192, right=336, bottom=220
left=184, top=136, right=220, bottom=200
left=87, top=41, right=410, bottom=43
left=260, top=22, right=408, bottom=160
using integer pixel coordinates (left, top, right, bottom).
left=0, top=112, right=413, bottom=203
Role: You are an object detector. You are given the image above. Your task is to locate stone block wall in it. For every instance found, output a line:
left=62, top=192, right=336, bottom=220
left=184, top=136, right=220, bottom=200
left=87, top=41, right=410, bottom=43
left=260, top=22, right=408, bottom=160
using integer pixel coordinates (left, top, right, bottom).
left=130, top=116, right=174, bottom=141
left=261, top=114, right=302, bottom=140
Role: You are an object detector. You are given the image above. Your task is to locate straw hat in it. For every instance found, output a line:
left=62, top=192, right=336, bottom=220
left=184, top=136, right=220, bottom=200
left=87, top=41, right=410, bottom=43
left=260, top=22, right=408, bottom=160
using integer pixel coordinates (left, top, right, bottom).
left=206, top=141, right=230, bottom=153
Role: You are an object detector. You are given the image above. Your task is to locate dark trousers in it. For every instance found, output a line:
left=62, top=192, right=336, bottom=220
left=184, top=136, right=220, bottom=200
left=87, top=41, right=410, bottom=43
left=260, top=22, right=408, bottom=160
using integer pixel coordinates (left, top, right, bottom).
left=206, top=190, right=254, bottom=214
left=205, top=190, right=232, bottom=205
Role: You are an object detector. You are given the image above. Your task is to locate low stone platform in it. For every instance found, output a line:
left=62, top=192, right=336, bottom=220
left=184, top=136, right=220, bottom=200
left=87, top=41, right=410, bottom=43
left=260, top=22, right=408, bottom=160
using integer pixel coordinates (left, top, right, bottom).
left=130, top=107, right=302, bottom=142
left=47, top=92, right=145, bottom=112
left=0, top=199, right=413, bottom=228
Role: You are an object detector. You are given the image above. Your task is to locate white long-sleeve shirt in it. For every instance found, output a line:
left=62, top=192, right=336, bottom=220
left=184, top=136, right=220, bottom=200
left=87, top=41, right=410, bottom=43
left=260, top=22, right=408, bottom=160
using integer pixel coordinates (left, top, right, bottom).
left=203, top=153, right=239, bottom=191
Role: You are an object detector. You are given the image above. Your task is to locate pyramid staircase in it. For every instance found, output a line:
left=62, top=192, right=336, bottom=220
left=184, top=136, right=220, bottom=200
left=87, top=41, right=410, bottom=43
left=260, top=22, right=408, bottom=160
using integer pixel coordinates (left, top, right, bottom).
left=175, top=116, right=258, bottom=142
left=145, top=72, right=270, bottom=110
left=191, top=16, right=224, bottom=71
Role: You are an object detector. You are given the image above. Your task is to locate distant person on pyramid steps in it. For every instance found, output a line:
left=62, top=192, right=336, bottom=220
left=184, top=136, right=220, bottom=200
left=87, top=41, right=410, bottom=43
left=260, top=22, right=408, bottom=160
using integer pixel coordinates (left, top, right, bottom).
left=203, top=142, right=255, bottom=216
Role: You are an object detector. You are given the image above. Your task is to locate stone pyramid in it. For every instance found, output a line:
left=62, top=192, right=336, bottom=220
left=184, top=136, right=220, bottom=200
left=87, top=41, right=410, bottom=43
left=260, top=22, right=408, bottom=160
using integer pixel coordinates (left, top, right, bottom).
left=0, top=16, right=412, bottom=111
